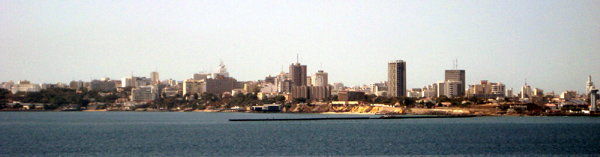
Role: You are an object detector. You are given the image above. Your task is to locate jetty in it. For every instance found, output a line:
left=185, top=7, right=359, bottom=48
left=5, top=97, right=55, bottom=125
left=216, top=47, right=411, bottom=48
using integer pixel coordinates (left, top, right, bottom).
left=229, top=115, right=477, bottom=121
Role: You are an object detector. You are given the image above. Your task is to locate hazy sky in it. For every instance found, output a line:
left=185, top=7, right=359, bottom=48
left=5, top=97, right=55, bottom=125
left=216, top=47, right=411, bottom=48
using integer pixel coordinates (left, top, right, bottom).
left=1, top=0, right=599, bottom=94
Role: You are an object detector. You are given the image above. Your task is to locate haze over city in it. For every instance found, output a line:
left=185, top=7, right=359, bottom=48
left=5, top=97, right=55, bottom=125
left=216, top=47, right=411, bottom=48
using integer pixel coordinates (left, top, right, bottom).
left=1, top=0, right=599, bottom=93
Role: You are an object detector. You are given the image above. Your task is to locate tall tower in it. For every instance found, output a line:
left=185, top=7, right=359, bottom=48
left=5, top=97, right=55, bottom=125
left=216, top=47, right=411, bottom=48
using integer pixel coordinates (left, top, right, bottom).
left=150, top=71, right=159, bottom=84
left=289, top=63, right=307, bottom=86
left=590, top=89, right=598, bottom=112
left=587, top=75, right=594, bottom=95
left=311, top=70, right=328, bottom=87
left=388, top=60, right=406, bottom=97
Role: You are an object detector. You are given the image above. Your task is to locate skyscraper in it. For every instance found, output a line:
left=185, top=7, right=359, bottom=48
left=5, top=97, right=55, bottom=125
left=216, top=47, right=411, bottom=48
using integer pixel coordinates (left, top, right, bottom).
left=387, top=60, right=406, bottom=97
left=445, top=70, right=465, bottom=97
left=311, top=70, right=328, bottom=87
left=151, top=71, right=159, bottom=84
left=289, top=63, right=307, bottom=86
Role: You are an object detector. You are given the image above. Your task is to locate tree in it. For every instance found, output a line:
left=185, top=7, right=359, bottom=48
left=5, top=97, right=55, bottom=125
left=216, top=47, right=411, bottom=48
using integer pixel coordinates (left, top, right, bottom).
left=294, top=97, right=307, bottom=103
left=274, top=95, right=286, bottom=103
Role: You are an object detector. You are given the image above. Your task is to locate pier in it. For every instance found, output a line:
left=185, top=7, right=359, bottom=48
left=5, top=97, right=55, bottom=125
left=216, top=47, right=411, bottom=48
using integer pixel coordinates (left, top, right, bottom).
left=229, top=115, right=477, bottom=121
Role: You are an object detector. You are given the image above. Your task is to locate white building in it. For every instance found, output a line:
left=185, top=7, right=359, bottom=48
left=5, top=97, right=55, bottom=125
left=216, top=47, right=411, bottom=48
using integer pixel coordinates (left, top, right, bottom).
left=491, top=82, right=506, bottom=95
left=587, top=75, right=595, bottom=96
left=422, top=83, right=437, bottom=98
left=436, top=80, right=462, bottom=98
left=211, top=62, right=229, bottom=79
left=130, top=85, right=158, bottom=102
left=182, top=79, right=205, bottom=96
left=11, top=80, right=40, bottom=94
left=2, top=80, right=15, bottom=90
left=560, top=91, right=577, bottom=101
left=260, top=84, right=278, bottom=93
left=521, top=84, right=533, bottom=99
left=311, top=70, right=328, bottom=87
left=506, top=88, right=513, bottom=98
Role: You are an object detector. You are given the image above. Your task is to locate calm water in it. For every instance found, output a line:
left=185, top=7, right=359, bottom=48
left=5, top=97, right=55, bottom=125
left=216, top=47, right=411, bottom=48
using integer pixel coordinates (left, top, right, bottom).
left=0, top=112, right=599, bottom=156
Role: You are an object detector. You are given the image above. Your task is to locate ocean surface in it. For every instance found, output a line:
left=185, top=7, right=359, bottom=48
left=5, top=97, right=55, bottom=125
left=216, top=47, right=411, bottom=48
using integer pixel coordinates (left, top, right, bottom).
left=0, top=112, right=599, bottom=156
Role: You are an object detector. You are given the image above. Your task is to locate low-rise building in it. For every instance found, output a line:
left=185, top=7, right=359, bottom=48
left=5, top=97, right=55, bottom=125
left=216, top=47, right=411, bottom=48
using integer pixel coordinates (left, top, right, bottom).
left=130, top=86, right=158, bottom=102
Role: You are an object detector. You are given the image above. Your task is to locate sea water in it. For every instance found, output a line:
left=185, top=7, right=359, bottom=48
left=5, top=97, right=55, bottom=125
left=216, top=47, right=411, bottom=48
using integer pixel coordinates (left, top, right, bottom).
left=0, top=112, right=599, bottom=156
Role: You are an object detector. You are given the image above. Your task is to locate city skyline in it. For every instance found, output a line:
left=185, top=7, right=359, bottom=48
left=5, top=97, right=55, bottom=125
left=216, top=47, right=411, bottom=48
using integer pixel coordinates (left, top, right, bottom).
left=1, top=0, right=599, bottom=93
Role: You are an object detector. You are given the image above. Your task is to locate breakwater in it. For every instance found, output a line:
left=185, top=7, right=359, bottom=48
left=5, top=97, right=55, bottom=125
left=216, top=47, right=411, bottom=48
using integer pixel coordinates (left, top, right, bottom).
left=229, top=115, right=477, bottom=121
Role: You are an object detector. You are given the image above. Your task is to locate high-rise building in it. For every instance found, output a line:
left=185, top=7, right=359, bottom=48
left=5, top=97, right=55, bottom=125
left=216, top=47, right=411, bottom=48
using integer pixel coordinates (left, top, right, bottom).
left=445, top=70, right=466, bottom=97
left=311, top=70, right=328, bottom=87
left=587, top=75, right=595, bottom=95
left=289, top=63, right=307, bottom=86
left=387, top=60, right=406, bottom=97
left=521, top=84, right=532, bottom=99
left=151, top=71, right=159, bottom=84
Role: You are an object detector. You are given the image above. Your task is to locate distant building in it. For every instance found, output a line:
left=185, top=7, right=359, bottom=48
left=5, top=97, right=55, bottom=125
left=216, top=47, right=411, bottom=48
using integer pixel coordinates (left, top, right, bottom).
left=467, top=80, right=506, bottom=99
left=260, top=84, right=278, bottom=93
left=289, top=63, right=307, bottom=86
left=90, top=77, right=118, bottom=91
left=533, top=88, right=544, bottom=97
left=275, top=72, right=291, bottom=93
left=193, top=72, right=210, bottom=80
left=590, top=89, right=598, bottom=112
left=10, top=80, right=40, bottom=94
left=309, top=86, right=331, bottom=101
left=130, top=85, right=158, bottom=102
left=264, top=75, right=275, bottom=84
left=291, top=85, right=309, bottom=100
left=211, top=62, right=230, bottom=79
left=291, top=85, right=331, bottom=102
left=182, top=79, right=205, bottom=97
left=587, top=75, right=595, bottom=96
left=338, top=91, right=365, bottom=101
left=204, top=77, right=239, bottom=96
left=69, top=80, right=85, bottom=90
left=387, top=60, right=406, bottom=97
left=506, top=88, right=513, bottom=98
left=311, top=70, right=328, bottom=87
left=437, top=80, right=462, bottom=98
left=151, top=71, right=160, bottom=84
left=422, top=83, right=437, bottom=98
left=333, top=82, right=345, bottom=91
left=369, top=82, right=387, bottom=94
left=560, top=91, right=577, bottom=101
left=1, top=80, right=15, bottom=90
left=407, top=88, right=422, bottom=98
left=521, top=84, right=533, bottom=99
left=445, top=70, right=466, bottom=97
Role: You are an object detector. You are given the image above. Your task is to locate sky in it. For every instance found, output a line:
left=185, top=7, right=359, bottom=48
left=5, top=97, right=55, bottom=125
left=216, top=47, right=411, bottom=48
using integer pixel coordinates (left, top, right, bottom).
left=1, top=0, right=599, bottom=94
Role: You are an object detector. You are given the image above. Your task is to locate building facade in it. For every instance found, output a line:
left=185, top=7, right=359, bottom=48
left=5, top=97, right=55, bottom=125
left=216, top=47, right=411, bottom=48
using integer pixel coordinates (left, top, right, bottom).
left=445, top=70, right=466, bottom=97
left=289, top=63, right=307, bottom=87
left=387, top=60, right=406, bottom=97
left=151, top=71, right=160, bottom=84
left=130, top=85, right=158, bottom=102
left=311, top=70, right=328, bottom=87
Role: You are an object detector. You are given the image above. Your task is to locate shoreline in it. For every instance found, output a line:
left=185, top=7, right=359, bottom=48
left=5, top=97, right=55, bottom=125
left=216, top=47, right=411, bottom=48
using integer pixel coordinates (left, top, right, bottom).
left=2, top=109, right=598, bottom=116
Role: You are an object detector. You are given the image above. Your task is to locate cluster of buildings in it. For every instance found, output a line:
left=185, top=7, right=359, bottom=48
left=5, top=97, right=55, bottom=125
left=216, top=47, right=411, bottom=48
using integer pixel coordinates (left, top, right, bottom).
left=1, top=58, right=598, bottom=112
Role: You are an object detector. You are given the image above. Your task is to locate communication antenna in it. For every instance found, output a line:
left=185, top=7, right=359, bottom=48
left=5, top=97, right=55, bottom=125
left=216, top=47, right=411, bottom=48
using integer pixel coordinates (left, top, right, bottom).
left=296, top=54, right=299, bottom=63
left=452, top=59, right=459, bottom=69
left=320, top=62, right=323, bottom=70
